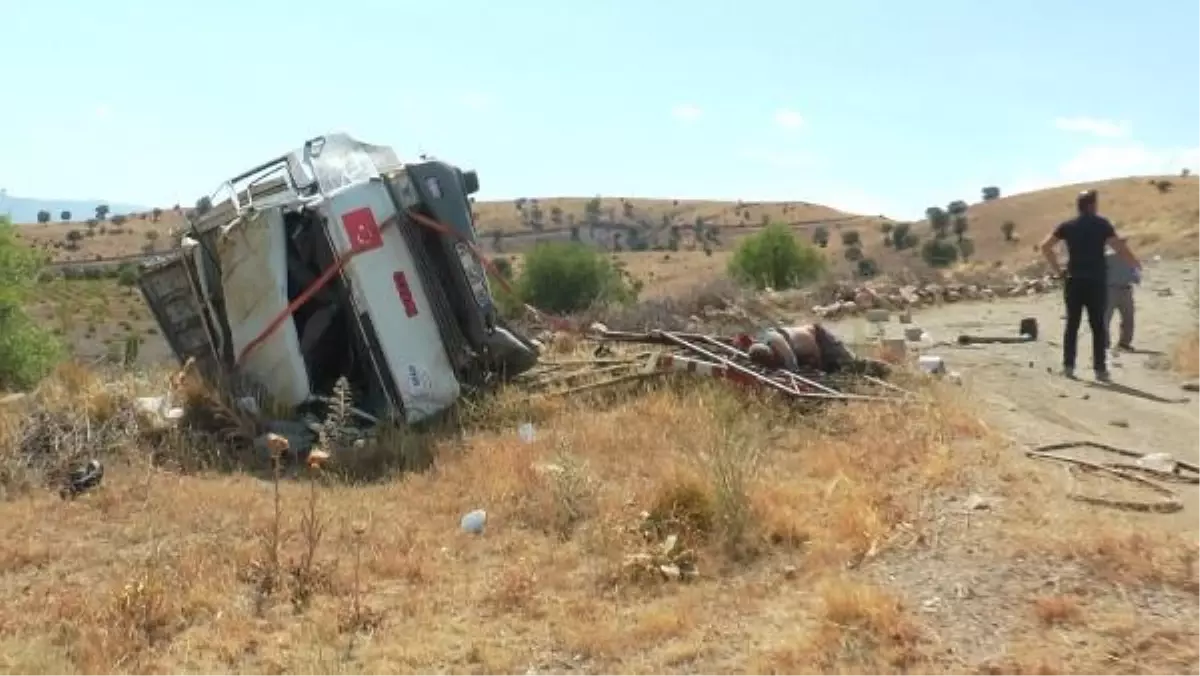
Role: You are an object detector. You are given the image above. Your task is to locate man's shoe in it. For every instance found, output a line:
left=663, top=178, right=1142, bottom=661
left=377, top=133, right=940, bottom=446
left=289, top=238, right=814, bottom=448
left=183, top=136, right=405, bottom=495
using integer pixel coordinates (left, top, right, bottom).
left=1062, top=367, right=1077, bottom=379
left=1095, top=370, right=1112, bottom=383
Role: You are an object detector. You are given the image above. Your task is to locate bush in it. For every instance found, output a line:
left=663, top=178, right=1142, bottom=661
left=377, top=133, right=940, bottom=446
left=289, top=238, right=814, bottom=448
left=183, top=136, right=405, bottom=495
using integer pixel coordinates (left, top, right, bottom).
left=981, top=186, right=1001, bottom=201
left=728, top=222, right=826, bottom=291
left=812, top=225, right=830, bottom=248
left=843, top=245, right=864, bottom=262
left=856, top=257, right=879, bottom=278
left=840, top=230, right=861, bottom=247
left=957, top=237, right=976, bottom=261
left=921, top=237, right=959, bottom=268
left=514, top=242, right=637, bottom=314
left=117, top=263, right=140, bottom=286
left=0, top=216, right=62, bottom=389
left=110, top=214, right=128, bottom=226
left=1001, top=221, right=1016, bottom=241
left=65, top=229, right=83, bottom=242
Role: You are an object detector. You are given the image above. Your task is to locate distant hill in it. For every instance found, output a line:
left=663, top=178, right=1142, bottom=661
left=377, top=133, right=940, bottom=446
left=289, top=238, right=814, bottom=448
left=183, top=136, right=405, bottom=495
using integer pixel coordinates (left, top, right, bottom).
left=0, top=194, right=148, bottom=224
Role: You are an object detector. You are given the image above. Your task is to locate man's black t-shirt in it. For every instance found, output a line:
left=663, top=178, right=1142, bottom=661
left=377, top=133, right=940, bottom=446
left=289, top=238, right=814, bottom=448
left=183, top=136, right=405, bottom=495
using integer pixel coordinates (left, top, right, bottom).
left=1052, top=214, right=1116, bottom=282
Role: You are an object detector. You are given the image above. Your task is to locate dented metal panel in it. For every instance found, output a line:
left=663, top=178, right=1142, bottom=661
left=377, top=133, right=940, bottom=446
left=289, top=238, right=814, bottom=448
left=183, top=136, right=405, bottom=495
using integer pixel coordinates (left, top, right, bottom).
left=137, top=254, right=221, bottom=378
left=217, top=209, right=312, bottom=407
left=324, top=183, right=462, bottom=422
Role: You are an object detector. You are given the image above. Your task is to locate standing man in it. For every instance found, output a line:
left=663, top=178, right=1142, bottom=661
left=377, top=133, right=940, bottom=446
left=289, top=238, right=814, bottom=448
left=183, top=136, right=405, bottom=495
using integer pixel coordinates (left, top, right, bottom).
left=1039, top=190, right=1140, bottom=381
left=1105, top=236, right=1140, bottom=351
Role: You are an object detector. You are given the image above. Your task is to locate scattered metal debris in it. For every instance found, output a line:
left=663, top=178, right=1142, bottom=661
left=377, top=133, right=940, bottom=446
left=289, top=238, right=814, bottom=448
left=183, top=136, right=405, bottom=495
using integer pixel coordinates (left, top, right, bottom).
left=956, top=317, right=1039, bottom=345
left=548, top=326, right=912, bottom=402
left=1026, top=440, right=1198, bottom=513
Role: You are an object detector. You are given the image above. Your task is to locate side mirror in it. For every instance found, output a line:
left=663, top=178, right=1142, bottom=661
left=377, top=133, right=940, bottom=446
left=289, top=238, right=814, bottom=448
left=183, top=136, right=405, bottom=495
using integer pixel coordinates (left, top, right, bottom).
left=461, top=170, right=480, bottom=195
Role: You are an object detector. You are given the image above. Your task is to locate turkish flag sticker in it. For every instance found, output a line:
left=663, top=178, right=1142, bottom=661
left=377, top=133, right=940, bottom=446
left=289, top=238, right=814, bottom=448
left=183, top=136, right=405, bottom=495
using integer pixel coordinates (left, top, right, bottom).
left=341, top=207, right=384, bottom=252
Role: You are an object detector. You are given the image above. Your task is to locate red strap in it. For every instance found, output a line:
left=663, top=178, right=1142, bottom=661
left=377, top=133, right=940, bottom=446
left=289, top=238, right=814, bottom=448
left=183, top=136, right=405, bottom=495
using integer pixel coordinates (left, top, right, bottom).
left=236, top=207, right=569, bottom=367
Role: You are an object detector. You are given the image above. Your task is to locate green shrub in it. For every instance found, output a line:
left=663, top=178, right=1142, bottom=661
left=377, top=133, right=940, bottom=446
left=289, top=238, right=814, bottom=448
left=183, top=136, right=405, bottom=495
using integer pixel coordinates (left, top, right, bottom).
left=514, top=241, right=637, bottom=314
left=856, top=258, right=880, bottom=278
left=0, top=217, right=62, bottom=389
left=921, top=237, right=959, bottom=268
left=116, top=263, right=140, bottom=287
left=728, top=222, right=826, bottom=291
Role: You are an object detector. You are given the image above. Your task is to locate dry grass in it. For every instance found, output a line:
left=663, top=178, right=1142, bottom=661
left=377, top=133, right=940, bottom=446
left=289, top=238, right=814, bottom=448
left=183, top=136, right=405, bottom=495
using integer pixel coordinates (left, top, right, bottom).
left=1175, top=330, right=1199, bottom=378
left=912, top=174, right=1200, bottom=262
left=17, top=175, right=1198, bottom=298
left=0, top=354, right=1195, bottom=674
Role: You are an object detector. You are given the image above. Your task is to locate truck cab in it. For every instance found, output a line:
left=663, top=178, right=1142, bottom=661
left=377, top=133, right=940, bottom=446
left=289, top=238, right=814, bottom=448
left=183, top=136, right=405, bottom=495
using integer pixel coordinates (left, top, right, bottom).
left=138, top=133, right=538, bottom=424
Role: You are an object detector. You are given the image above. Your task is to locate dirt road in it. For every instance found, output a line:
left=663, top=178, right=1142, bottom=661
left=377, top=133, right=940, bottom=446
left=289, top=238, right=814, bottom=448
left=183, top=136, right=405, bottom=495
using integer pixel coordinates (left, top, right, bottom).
left=832, top=258, right=1199, bottom=529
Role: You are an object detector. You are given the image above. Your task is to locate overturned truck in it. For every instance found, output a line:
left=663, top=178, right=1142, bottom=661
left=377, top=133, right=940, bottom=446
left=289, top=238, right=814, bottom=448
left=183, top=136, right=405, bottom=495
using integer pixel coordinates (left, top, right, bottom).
left=138, top=133, right=540, bottom=424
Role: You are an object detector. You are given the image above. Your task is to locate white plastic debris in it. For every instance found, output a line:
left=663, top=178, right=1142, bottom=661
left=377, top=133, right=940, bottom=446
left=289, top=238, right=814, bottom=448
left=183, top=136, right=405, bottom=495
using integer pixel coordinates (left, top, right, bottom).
left=918, top=355, right=947, bottom=375
left=1136, top=452, right=1176, bottom=474
left=461, top=509, right=487, bottom=534
left=518, top=422, right=536, bottom=443
left=134, top=395, right=185, bottom=429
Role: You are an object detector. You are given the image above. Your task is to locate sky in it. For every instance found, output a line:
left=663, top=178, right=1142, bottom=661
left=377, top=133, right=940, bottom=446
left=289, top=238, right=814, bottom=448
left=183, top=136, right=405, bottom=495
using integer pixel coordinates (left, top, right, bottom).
left=1, top=0, right=1197, bottom=220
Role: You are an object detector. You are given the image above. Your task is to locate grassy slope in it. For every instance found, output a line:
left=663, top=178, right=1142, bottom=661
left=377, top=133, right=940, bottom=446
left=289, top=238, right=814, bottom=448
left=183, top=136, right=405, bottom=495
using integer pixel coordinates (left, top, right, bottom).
left=13, top=174, right=1198, bottom=297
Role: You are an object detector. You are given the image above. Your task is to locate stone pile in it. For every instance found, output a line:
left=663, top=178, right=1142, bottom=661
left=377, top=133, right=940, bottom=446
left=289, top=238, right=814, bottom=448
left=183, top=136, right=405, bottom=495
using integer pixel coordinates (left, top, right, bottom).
left=810, top=274, right=1060, bottom=320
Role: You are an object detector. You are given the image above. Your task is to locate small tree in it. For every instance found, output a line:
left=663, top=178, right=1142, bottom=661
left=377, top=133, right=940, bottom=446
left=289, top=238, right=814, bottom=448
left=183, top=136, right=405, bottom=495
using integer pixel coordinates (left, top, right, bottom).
left=195, top=196, right=213, bottom=215
left=116, top=263, right=140, bottom=287
left=1001, top=220, right=1016, bottom=242
left=151, top=207, right=162, bottom=222
left=957, top=237, right=976, bottom=261
left=528, top=203, right=545, bottom=232
left=840, top=230, right=861, bottom=247
left=491, top=230, right=503, bottom=252
left=926, top=207, right=950, bottom=238
left=952, top=215, right=969, bottom=241
left=515, top=241, right=637, bottom=313
left=59, top=210, right=71, bottom=222
left=94, top=204, right=110, bottom=221
left=921, top=238, right=959, bottom=268
left=728, top=222, right=826, bottom=291
left=856, top=257, right=879, bottom=278
left=0, top=216, right=62, bottom=389
left=947, top=200, right=969, bottom=216
left=981, top=186, right=1001, bottom=201
left=111, top=214, right=128, bottom=226
left=890, top=222, right=912, bottom=250
left=66, top=229, right=84, bottom=242
left=812, top=225, right=830, bottom=248
left=36, top=210, right=51, bottom=224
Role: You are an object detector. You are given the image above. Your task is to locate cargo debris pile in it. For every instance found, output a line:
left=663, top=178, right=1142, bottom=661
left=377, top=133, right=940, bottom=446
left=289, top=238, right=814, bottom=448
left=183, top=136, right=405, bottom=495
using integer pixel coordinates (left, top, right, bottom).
left=810, top=275, right=1062, bottom=319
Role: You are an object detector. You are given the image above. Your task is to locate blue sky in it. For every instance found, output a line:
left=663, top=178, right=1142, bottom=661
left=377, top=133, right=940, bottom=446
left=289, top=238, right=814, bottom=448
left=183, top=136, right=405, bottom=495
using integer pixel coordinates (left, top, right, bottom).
left=2, top=0, right=1197, bottom=220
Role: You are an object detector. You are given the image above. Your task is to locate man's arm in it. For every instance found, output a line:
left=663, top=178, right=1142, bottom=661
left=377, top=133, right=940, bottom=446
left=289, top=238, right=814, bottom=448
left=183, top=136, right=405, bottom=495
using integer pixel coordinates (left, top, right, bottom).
left=1039, top=225, right=1064, bottom=276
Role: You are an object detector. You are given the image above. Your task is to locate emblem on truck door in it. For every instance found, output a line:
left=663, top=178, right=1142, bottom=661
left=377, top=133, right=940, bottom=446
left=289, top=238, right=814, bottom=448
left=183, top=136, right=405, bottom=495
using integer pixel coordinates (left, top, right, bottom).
left=341, top=207, right=384, bottom=252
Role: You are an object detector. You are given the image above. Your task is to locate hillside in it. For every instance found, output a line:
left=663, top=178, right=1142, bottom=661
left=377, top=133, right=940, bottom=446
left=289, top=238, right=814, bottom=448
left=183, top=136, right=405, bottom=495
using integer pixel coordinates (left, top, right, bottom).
left=13, top=175, right=1198, bottom=295
left=909, top=175, right=1200, bottom=261
left=0, top=194, right=147, bottom=225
